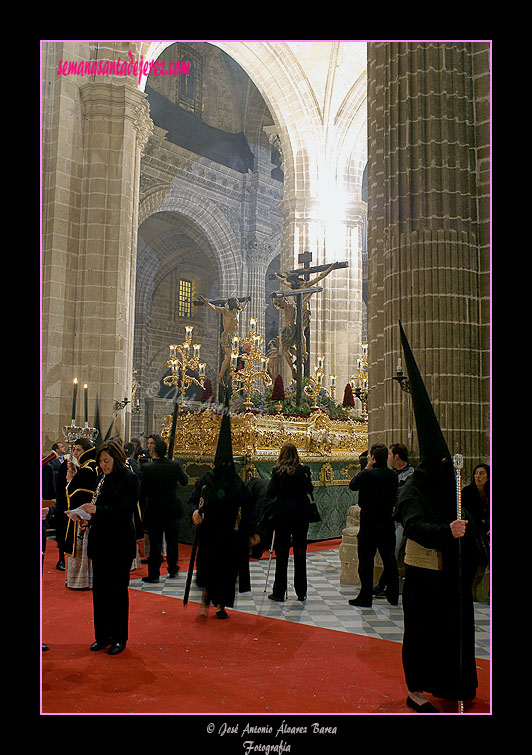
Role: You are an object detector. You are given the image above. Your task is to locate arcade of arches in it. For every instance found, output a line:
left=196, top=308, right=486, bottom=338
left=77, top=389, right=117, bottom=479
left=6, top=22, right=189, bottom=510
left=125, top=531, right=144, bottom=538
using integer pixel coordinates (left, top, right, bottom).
left=41, top=41, right=490, bottom=477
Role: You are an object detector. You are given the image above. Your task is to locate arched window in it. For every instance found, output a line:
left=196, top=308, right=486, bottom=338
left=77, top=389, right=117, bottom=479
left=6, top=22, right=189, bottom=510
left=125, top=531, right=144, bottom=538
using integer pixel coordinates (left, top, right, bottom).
left=178, top=279, right=192, bottom=318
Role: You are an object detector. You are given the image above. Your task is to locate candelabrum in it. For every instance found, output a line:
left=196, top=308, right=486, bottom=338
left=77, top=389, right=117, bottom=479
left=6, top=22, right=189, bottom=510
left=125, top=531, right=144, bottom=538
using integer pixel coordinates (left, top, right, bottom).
left=350, top=344, right=368, bottom=419
left=64, top=378, right=98, bottom=453
left=304, top=356, right=335, bottom=410
left=230, top=318, right=272, bottom=410
left=392, top=356, right=411, bottom=393
left=163, top=326, right=206, bottom=408
left=62, top=419, right=85, bottom=458
left=114, top=370, right=141, bottom=415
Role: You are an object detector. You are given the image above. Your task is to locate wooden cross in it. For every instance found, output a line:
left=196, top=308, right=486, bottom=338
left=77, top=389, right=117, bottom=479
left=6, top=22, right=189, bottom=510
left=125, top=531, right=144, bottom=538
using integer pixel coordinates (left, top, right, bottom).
left=273, top=285, right=323, bottom=406
left=269, top=253, right=349, bottom=404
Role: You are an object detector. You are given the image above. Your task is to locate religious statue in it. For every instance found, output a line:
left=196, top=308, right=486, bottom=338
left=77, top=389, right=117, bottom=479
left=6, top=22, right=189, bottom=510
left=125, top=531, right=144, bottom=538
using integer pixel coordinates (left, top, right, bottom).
left=198, top=295, right=250, bottom=385
left=265, top=337, right=282, bottom=381
left=271, top=263, right=340, bottom=378
left=271, top=293, right=305, bottom=379
left=274, top=261, right=341, bottom=293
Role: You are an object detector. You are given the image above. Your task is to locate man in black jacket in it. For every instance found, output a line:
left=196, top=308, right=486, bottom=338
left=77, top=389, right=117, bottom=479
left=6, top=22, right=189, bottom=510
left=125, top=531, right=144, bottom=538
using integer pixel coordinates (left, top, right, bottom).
left=139, top=434, right=188, bottom=583
left=348, top=443, right=399, bottom=607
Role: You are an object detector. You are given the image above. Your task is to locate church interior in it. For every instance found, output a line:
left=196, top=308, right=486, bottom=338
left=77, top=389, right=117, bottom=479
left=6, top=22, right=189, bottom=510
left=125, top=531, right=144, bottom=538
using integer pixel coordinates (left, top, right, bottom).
left=41, top=40, right=491, bottom=722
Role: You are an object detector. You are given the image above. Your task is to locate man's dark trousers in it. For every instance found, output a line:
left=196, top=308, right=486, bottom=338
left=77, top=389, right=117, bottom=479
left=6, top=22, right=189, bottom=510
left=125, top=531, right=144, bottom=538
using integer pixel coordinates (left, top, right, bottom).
left=357, top=523, right=399, bottom=603
left=147, top=506, right=180, bottom=578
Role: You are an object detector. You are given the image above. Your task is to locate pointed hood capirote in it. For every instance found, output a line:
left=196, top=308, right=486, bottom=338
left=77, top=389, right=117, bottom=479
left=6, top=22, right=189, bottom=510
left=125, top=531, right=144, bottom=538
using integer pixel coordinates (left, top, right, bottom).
left=210, top=386, right=239, bottom=499
left=399, top=321, right=452, bottom=466
left=398, top=320, right=456, bottom=521
left=213, top=386, right=234, bottom=469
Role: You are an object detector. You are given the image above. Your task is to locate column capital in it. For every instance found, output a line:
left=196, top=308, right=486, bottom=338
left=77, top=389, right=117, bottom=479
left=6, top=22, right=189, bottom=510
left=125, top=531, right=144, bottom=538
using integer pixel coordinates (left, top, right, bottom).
left=80, top=80, right=153, bottom=148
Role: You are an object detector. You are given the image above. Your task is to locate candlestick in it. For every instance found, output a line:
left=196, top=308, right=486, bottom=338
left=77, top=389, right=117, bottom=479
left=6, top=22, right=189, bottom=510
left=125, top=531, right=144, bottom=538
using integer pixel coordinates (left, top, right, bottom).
left=330, top=375, right=336, bottom=387
left=229, top=320, right=272, bottom=410
left=83, top=384, right=88, bottom=423
left=164, top=335, right=206, bottom=408
left=72, top=378, right=78, bottom=422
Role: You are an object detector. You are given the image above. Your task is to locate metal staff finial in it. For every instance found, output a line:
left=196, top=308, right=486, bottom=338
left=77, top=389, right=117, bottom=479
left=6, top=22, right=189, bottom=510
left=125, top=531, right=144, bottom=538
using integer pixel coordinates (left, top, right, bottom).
left=453, top=452, right=465, bottom=715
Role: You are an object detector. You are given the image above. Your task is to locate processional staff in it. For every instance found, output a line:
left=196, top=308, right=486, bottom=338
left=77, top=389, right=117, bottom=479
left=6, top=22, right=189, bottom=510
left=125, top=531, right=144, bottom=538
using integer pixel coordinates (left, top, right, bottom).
left=453, top=453, right=465, bottom=715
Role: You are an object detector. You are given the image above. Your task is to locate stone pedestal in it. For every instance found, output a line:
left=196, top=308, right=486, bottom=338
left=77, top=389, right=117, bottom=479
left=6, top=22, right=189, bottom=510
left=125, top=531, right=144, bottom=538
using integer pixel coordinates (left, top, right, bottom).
left=339, top=504, right=387, bottom=586
left=339, top=505, right=360, bottom=585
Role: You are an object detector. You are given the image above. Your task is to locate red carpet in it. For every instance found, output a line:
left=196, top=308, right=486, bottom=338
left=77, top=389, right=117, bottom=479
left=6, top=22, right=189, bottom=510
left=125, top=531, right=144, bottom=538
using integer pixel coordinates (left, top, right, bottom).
left=41, top=544, right=490, bottom=717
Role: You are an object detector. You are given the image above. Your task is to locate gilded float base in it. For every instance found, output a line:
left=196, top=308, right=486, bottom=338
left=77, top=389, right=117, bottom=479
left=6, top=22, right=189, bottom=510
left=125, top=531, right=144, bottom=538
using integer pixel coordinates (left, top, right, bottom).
left=161, top=408, right=368, bottom=544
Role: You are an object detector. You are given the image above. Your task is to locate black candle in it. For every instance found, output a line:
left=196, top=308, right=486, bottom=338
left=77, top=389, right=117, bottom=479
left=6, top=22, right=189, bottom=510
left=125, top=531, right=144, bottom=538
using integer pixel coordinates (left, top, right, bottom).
left=84, top=384, right=88, bottom=423
left=72, top=379, right=78, bottom=422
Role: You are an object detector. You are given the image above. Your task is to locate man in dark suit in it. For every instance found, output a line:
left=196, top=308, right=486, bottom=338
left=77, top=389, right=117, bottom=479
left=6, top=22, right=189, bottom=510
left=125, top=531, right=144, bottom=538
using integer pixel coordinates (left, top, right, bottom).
left=139, top=434, right=188, bottom=583
left=348, top=443, right=399, bottom=607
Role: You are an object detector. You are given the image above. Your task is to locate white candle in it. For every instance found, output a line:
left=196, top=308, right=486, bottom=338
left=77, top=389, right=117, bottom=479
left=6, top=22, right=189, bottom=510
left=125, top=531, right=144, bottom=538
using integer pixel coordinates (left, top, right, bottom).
left=193, top=344, right=200, bottom=358
left=396, top=357, right=403, bottom=373
left=185, top=326, right=193, bottom=340
left=249, top=318, right=257, bottom=332
left=330, top=375, right=336, bottom=387
left=199, top=362, right=205, bottom=377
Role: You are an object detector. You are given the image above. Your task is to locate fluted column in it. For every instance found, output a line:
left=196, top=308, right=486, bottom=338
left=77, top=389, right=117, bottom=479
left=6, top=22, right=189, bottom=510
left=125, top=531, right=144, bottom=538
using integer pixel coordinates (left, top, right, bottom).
left=246, top=235, right=275, bottom=338
left=76, top=80, right=153, bottom=439
left=367, top=42, right=490, bottom=473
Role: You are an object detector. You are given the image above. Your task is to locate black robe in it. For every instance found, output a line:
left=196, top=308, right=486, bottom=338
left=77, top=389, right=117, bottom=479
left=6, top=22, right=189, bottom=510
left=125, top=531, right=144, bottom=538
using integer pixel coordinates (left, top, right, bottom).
left=63, top=448, right=98, bottom=557
left=396, top=468, right=479, bottom=701
left=187, top=469, right=256, bottom=607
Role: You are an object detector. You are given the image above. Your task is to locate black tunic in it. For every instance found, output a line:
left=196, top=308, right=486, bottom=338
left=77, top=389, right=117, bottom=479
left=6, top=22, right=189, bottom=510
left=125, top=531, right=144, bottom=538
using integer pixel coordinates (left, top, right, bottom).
left=396, top=470, right=479, bottom=701
left=187, top=470, right=255, bottom=607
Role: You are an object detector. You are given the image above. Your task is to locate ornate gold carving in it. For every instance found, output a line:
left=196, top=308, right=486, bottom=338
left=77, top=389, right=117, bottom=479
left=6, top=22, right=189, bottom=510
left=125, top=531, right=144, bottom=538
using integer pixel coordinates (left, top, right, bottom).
left=161, top=407, right=367, bottom=462
left=319, top=462, right=334, bottom=485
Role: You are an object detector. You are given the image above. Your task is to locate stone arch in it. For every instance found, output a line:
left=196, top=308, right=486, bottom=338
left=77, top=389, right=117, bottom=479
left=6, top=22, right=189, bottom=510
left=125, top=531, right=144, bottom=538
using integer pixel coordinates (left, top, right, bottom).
left=138, top=187, right=241, bottom=298
left=142, top=41, right=324, bottom=197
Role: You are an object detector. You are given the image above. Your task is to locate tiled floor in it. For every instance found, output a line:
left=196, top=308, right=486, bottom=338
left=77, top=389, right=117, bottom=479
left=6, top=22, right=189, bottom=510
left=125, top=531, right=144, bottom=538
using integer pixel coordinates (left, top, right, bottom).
left=129, top=547, right=491, bottom=661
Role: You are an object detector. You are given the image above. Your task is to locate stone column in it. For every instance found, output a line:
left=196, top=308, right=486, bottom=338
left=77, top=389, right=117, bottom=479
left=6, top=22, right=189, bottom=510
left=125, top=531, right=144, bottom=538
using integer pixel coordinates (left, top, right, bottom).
left=246, top=235, right=274, bottom=338
left=366, top=42, right=490, bottom=474
left=75, top=80, right=153, bottom=440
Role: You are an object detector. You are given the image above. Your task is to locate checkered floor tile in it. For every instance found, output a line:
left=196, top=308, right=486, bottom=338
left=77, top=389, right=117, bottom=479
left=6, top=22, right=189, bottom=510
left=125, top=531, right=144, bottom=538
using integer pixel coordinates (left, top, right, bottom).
left=129, top=548, right=490, bottom=660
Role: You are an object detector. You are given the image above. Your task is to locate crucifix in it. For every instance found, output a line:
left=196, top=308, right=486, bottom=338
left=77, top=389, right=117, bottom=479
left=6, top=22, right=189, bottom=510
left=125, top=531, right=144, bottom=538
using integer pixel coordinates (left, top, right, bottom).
left=269, top=252, right=349, bottom=404
left=271, top=285, right=323, bottom=406
left=194, top=294, right=251, bottom=401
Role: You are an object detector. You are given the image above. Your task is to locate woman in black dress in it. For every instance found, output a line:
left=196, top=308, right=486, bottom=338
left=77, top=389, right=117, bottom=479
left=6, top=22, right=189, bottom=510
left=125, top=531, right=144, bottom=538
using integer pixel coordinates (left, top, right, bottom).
left=80, top=440, right=139, bottom=655
left=266, top=442, right=314, bottom=602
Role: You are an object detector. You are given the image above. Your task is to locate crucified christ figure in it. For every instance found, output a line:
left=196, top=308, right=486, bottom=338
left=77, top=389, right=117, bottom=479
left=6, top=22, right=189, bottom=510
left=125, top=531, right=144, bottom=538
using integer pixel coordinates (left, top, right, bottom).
left=198, top=295, right=250, bottom=386
left=272, top=262, right=339, bottom=372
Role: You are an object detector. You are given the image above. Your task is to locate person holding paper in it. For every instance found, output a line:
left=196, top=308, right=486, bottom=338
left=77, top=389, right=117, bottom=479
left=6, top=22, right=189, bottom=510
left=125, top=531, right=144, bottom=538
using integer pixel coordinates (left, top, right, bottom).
left=64, top=438, right=98, bottom=589
left=81, top=440, right=139, bottom=655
